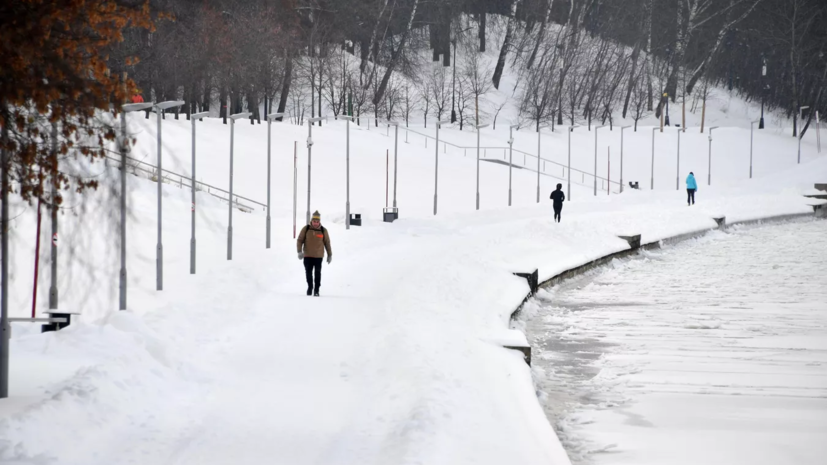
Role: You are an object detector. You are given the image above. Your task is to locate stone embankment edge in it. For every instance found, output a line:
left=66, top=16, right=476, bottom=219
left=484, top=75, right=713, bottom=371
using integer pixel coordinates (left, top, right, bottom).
left=503, top=209, right=822, bottom=365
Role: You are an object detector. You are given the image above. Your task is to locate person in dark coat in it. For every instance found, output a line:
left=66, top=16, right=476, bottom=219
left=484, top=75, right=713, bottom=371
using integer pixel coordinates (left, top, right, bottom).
left=550, top=183, right=565, bottom=223
left=297, top=210, right=332, bottom=296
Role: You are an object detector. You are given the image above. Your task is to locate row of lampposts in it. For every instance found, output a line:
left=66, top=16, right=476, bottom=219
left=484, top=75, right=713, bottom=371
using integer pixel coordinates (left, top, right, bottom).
left=119, top=110, right=804, bottom=309
left=118, top=104, right=287, bottom=311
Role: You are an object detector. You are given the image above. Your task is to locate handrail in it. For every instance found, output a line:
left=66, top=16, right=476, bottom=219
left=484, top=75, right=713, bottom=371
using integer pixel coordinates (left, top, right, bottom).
left=105, top=154, right=267, bottom=211
left=397, top=125, right=622, bottom=190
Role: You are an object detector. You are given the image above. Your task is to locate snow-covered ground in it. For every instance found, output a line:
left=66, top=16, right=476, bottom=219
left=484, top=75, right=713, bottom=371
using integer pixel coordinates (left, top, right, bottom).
left=1, top=83, right=826, bottom=463
left=527, top=219, right=827, bottom=464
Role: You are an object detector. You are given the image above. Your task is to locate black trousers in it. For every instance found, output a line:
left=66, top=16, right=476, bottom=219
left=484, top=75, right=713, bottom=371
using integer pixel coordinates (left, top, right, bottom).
left=303, top=257, right=322, bottom=290
left=553, top=204, right=563, bottom=222
left=687, top=188, right=696, bottom=205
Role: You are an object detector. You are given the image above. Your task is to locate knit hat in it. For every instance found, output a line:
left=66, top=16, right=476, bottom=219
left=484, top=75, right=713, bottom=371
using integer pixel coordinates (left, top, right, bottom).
left=311, top=210, right=321, bottom=221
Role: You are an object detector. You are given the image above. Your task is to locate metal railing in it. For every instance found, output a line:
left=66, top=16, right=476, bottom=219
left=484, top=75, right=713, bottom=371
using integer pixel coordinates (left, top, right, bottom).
left=104, top=154, right=266, bottom=213
left=393, top=124, right=623, bottom=193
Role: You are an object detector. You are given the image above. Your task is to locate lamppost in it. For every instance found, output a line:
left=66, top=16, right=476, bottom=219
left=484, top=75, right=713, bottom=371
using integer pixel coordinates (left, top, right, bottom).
left=750, top=120, right=760, bottom=179
left=508, top=124, right=519, bottom=206
left=664, top=92, right=670, bottom=127
left=651, top=127, right=657, bottom=189
left=227, top=111, right=251, bottom=260
left=434, top=120, right=451, bottom=215
left=708, top=126, right=719, bottom=185
left=568, top=125, right=580, bottom=200
left=189, top=111, right=209, bottom=273
left=676, top=126, right=681, bottom=190
left=759, top=55, right=767, bottom=129
left=266, top=112, right=284, bottom=247
left=798, top=106, right=809, bottom=164
left=390, top=121, right=400, bottom=211
left=153, top=100, right=184, bottom=290
left=339, top=116, right=353, bottom=229
left=476, top=123, right=490, bottom=210
left=306, top=116, right=325, bottom=225
left=119, top=102, right=154, bottom=308
left=537, top=123, right=550, bottom=203
left=594, top=125, right=607, bottom=196
left=620, top=126, right=631, bottom=193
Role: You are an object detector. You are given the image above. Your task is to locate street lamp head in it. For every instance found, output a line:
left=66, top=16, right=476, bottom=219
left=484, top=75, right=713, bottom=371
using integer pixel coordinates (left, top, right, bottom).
left=229, top=112, right=252, bottom=120
left=476, top=123, right=490, bottom=129
left=308, top=116, right=326, bottom=123
left=437, top=120, right=451, bottom=126
left=338, top=115, right=354, bottom=121
left=570, top=125, right=581, bottom=132
left=155, top=100, right=185, bottom=111
left=191, top=111, right=209, bottom=120
left=122, top=102, right=154, bottom=112
left=387, top=121, right=399, bottom=126
left=510, top=124, right=520, bottom=130
left=267, top=112, right=285, bottom=121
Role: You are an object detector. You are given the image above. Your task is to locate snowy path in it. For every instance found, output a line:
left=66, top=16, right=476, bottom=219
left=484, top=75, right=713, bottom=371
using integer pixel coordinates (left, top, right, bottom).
left=528, top=219, right=827, bottom=465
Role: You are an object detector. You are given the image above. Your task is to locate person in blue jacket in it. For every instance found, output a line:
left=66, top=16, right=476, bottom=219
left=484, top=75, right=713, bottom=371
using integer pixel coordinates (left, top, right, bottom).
left=686, top=172, right=698, bottom=206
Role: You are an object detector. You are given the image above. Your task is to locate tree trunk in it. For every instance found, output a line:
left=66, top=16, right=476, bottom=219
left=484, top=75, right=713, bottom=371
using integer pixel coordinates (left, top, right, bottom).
left=493, top=0, right=520, bottom=89
left=373, top=0, right=419, bottom=107
left=219, top=85, right=228, bottom=123
left=479, top=13, right=486, bottom=52
left=527, top=0, right=553, bottom=70
left=622, top=42, right=642, bottom=118
left=277, top=53, right=293, bottom=117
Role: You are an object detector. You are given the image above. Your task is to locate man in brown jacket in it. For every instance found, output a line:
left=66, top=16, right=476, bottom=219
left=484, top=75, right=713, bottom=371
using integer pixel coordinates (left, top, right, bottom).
left=297, top=210, right=332, bottom=296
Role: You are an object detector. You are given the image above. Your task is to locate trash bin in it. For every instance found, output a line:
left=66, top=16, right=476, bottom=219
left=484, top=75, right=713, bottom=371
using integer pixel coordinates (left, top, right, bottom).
left=349, top=213, right=362, bottom=226
left=383, top=207, right=398, bottom=223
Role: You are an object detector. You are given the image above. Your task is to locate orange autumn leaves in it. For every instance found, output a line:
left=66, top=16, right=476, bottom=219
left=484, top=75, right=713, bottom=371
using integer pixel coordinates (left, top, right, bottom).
left=0, top=0, right=171, bottom=202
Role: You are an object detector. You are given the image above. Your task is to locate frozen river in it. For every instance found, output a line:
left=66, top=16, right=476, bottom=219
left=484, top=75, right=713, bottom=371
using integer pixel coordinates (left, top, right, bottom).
left=526, top=219, right=827, bottom=465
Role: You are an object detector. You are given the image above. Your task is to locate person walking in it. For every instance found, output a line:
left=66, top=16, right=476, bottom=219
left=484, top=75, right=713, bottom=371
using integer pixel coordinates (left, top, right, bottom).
left=550, top=183, right=566, bottom=223
left=297, top=211, right=332, bottom=296
left=686, top=172, right=698, bottom=206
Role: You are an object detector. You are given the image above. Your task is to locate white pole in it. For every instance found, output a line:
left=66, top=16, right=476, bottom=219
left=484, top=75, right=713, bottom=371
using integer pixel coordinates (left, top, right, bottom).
left=651, top=127, right=656, bottom=190
left=346, top=118, right=350, bottom=229
left=676, top=128, right=681, bottom=190
left=750, top=121, right=755, bottom=179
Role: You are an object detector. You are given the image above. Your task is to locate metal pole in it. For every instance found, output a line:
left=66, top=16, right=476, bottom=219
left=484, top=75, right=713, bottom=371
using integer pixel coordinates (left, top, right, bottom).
left=156, top=108, right=163, bottom=289
left=49, top=122, right=58, bottom=310
left=265, top=112, right=283, bottom=246
left=509, top=125, right=517, bottom=207
left=293, top=141, right=297, bottom=239
left=817, top=111, right=821, bottom=153
left=346, top=118, right=350, bottom=229
left=477, top=127, right=481, bottom=210
left=386, top=149, right=389, bottom=208
left=708, top=127, right=718, bottom=186
left=594, top=128, right=598, bottom=196
left=607, top=146, right=610, bottom=195
left=620, top=126, right=630, bottom=193
left=266, top=119, right=271, bottom=248
left=228, top=117, right=234, bottom=260
left=750, top=121, right=755, bottom=179
left=307, top=121, right=312, bottom=225
left=651, top=127, right=656, bottom=190
left=676, top=128, right=681, bottom=190
left=536, top=128, right=541, bottom=203
left=393, top=124, right=399, bottom=208
left=191, top=115, right=197, bottom=270
left=1, top=114, right=9, bottom=398
left=434, top=123, right=440, bottom=215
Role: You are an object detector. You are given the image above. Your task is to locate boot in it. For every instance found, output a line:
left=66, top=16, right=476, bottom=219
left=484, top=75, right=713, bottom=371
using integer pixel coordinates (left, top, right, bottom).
left=307, top=286, right=312, bottom=296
